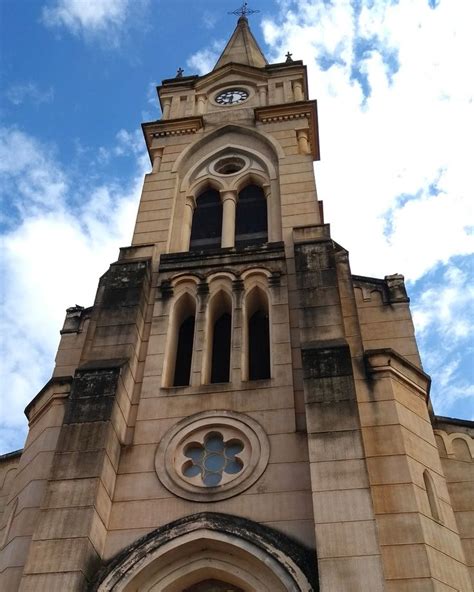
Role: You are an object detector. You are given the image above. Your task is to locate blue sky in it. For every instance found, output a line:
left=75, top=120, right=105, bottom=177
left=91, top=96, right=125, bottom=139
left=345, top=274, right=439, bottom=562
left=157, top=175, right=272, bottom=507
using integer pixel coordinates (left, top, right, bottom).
left=1, top=0, right=473, bottom=453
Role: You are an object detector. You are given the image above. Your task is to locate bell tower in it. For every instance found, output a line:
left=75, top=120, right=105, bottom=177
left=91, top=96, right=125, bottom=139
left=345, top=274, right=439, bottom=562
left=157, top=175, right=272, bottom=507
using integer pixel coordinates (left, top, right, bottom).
left=1, top=11, right=473, bottom=592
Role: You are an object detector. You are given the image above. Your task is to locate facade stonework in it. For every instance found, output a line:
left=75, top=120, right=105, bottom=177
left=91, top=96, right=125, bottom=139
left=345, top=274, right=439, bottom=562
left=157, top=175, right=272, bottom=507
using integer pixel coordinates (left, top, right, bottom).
left=1, top=16, right=473, bottom=592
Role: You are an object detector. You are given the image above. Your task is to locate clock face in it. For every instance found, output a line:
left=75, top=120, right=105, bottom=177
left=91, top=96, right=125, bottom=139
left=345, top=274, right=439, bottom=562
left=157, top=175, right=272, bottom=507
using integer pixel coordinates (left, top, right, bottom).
left=215, top=89, right=249, bottom=105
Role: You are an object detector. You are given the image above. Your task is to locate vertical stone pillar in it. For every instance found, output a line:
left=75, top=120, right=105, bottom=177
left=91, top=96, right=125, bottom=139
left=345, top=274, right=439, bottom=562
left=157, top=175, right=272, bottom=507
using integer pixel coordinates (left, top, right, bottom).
left=293, top=80, right=304, bottom=101
left=232, top=279, right=244, bottom=383
left=182, top=196, right=195, bottom=251
left=296, top=129, right=310, bottom=155
left=258, top=85, right=268, bottom=106
left=221, top=190, right=237, bottom=249
left=18, top=260, right=151, bottom=591
left=363, top=350, right=472, bottom=591
left=196, top=93, right=206, bottom=115
left=162, top=97, right=171, bottom=119
left=192, top=280, right=209, bottom=386
left=151, top=147, right=164, bottom=173
left=294, top=237, right=385, bottom=591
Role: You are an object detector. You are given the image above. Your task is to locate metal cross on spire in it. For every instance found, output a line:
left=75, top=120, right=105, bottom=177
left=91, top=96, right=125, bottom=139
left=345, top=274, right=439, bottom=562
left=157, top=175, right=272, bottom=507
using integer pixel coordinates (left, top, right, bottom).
left=228, top=2, right=260, bottom=19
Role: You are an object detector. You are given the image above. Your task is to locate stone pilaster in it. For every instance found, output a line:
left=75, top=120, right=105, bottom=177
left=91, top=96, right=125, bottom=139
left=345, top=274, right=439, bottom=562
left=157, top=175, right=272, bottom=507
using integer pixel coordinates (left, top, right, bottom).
left=294, top=231, right=385, bottom=590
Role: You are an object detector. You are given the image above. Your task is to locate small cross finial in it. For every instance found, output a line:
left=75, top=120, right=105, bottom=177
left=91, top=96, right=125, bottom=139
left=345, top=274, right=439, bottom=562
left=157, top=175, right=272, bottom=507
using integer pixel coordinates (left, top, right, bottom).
left=176, top=67, right=184, bottom=78
left=285, top=52, right=293, bottom=63
left=228, top=2, right=260, bottom=19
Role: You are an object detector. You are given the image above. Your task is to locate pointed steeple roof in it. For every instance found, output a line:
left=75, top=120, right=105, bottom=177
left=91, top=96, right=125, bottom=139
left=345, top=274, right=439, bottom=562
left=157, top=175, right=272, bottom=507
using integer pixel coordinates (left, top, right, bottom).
left=214, top=16, right=268, bottom=70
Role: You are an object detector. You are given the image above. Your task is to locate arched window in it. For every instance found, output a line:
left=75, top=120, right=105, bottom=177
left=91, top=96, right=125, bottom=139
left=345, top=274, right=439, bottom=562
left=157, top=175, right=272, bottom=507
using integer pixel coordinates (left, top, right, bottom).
left=423, top=470, right=441, bottom=522
left=190, top=189, right=222, bottom=250
left=211, top=313, right=232, bottom=383
left=235, top=185, right=268, bottom=247
left=245, top=287, right=270, bottom=380
left=206, top=292, right=232, bottom=384
left=166, top=293, right=196, bottom=387
left=174, top=315, right=195, bottom=386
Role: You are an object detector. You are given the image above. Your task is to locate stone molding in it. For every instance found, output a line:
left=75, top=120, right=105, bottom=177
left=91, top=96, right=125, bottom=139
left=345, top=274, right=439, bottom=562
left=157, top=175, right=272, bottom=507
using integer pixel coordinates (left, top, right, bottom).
left=434, top=429, right=474, bottom=459
left=155, top=410, right=270, bottom=502
left=90, top=513, right=317, bottom=592
left=365, top=348, right=431, bottom=398
left=255, top=100, right=320, bottom=160
left=24, top=375, right=72, bottom=425
left=141, top=116, right=204, bottom=157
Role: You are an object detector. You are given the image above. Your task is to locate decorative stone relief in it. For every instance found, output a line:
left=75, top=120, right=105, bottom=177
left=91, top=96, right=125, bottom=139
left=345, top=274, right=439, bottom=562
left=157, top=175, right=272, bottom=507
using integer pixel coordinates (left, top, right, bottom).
left=155, top=410, right=270, bottom=501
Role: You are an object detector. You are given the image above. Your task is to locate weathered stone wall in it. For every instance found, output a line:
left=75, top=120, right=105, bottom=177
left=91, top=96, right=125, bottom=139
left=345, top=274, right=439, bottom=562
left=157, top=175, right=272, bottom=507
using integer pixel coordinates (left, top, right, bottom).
left=1, top=32, right=473, bottom=591
left=435, top=419, right=474, bottom=588
left=0, top=378, right=70, bottom=591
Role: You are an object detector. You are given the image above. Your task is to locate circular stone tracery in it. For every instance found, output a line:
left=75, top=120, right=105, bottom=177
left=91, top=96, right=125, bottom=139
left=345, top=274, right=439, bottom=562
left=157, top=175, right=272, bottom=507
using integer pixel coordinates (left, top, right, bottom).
left=155, top=411, right=270, bottom=502
left=210, top=154, right=249, bottom=177
left=183, top=432, right=244, bottom=486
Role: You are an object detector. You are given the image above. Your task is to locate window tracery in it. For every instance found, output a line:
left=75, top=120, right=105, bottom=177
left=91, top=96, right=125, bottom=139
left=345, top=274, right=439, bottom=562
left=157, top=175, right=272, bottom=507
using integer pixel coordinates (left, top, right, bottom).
left=182, top=432, right=244, bottom=486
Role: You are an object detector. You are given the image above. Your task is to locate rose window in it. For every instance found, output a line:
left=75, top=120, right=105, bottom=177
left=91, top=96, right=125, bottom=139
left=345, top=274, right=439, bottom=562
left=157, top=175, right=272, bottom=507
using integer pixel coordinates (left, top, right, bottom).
left=156, top=411, right=270, bottom=501
left=182, top=432, right=244, bottom=486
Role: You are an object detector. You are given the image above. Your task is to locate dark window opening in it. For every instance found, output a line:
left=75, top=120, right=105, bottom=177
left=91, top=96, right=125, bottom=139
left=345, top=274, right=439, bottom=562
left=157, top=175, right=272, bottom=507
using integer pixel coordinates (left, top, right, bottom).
left=235, top=184, right=268, bottom=247
left=210, top=312, right=231, bottom=383
left=173, top=315, right=195, bottom=386
left=190, top=189, right=222, bottom=250
left=249, top=310, right=270, bottom=380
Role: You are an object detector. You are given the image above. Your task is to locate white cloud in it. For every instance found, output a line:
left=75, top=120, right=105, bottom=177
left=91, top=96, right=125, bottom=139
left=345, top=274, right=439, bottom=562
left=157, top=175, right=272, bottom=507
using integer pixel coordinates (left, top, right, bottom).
left=412, top=264, right=474, bottom=341
left=41, top=0, right=148, bottom=46
left=187, top=40, right=226, bottom=76
left=0, top=129, right=67, bottom=219
left=261, top=0, right=474, bottom=282
left=97, top=128, right=144, bottom=163
left=202, top=11, right=217, bottom=30
left=0, top=127, right=146, bottom=453
left=261, top=0, right=474, bottom=420
left=5, top=83, right=54, bottom=106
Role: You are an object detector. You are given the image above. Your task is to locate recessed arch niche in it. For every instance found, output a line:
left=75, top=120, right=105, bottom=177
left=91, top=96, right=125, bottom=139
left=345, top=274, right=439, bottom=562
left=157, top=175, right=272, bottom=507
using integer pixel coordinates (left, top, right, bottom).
left=90, top=513, right=317, bottom=592
left=170, top=125, right=283, bottom=251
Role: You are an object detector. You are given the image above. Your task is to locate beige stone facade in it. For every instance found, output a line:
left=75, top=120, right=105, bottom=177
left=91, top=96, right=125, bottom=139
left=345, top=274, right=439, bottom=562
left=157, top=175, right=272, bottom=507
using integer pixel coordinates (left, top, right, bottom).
left=1, top=16, right=472, bottom=592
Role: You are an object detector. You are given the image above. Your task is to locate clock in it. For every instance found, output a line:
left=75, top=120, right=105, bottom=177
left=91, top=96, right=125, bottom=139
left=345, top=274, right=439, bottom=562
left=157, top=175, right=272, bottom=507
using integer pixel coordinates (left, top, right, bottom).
left=215, top=89, right=249, bottom=105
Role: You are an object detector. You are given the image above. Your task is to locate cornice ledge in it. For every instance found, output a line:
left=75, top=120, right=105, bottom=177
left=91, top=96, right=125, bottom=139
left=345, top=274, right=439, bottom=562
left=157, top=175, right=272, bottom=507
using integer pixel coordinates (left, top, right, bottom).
left=255, top=100, right=315, bottom=122
left=24, top=375, right=73, bottom=424
left=142, top=116, right=204, bottom=139
left=255, top=101, right=319, bottom=160
left=365, top=348, right=431, bottom=398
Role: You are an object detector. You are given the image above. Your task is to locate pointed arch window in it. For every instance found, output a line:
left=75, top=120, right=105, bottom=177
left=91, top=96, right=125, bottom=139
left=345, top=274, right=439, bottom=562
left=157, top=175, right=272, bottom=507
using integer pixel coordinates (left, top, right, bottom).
left=166, top=294, right=196, bottom=387
left=245, top=287, right=271, bottom=380
left=235, top=185, right=268, bottom=247
left=423, top=470, right=441, bottom=522
left=206, top=292, right=232, bottom=384
left=190, top=189, right=222, bottom=250
left=174, top=315, right=195, bottom=386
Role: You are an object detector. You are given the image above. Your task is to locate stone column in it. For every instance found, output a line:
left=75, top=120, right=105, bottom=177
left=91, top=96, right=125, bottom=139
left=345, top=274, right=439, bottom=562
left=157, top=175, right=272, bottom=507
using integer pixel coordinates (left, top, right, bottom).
left=182, top=196, right=195, bottom=251
left=258, top=85, right=268, bottom=106
left=151, top=147, right=164, bottom=173
left=196, top=94, right=206, bottom=115
left=221, top=190, right=237, bottom=249
left=294, top=236, right=386, bottom=591
left=296, top=129, right=310, bottom=155
left=162, top=97, right=171, bottom=119
left=293, top=80, right=304, bottom=101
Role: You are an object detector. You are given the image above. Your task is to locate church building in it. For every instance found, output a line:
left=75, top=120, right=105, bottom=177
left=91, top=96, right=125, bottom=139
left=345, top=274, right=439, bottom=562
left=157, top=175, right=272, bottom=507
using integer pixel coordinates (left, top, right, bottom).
left=1, top=12, right=473, bottom=592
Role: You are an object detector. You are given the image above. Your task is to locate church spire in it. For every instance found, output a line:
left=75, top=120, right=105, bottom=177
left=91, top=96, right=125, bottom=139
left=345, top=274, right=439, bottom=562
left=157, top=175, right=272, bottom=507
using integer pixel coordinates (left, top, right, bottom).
left=213, top=11, right=267, bottom=70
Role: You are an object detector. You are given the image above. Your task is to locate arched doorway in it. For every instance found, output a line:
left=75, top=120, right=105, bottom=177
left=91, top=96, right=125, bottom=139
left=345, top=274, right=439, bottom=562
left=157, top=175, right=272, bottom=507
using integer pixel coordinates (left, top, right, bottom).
left=90, top=513, right=317, bottom=592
